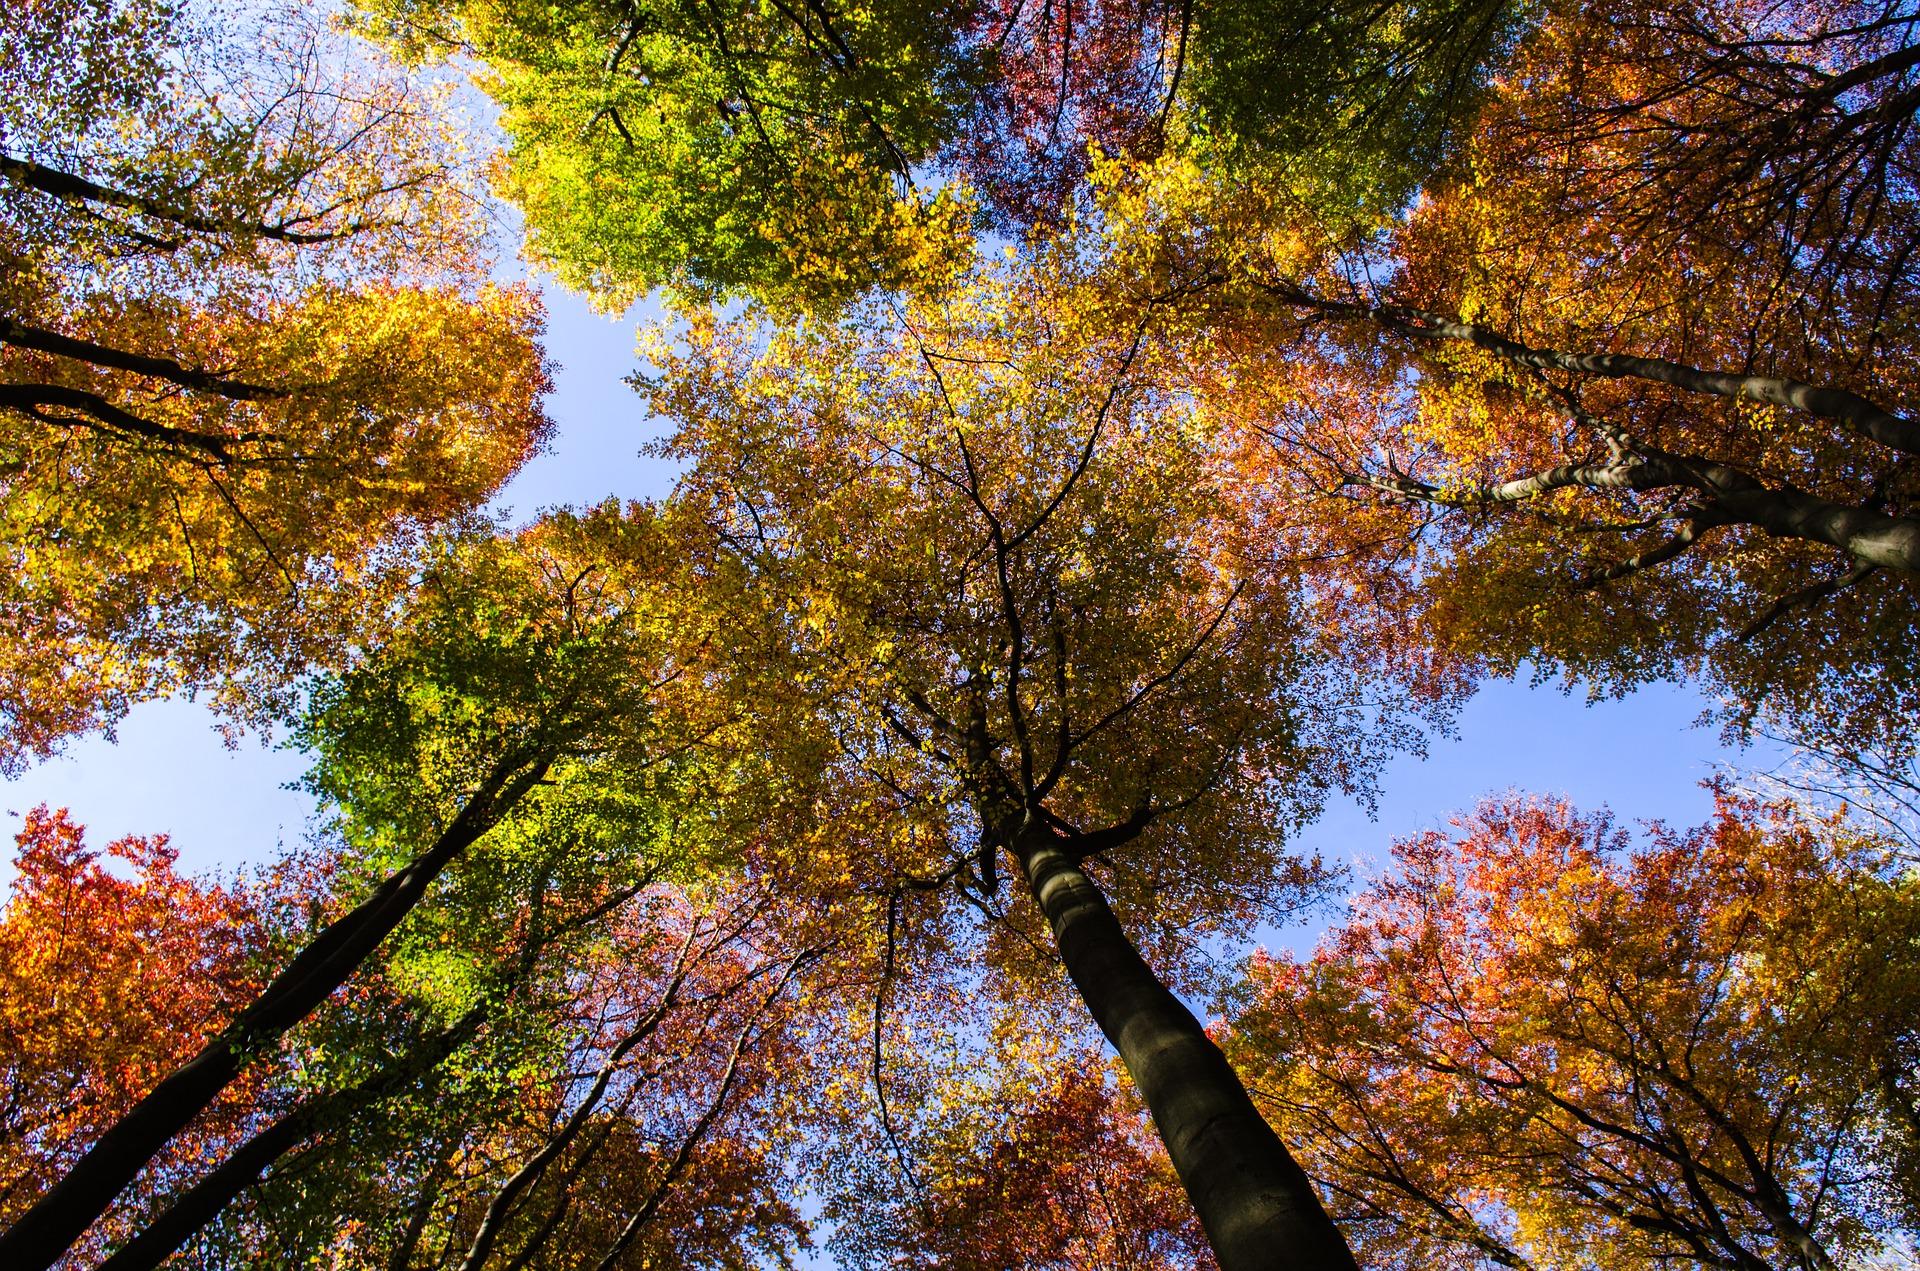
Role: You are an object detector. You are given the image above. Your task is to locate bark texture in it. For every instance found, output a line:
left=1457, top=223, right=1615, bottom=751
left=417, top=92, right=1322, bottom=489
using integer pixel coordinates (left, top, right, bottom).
left=1016, top=829, right=1359, bottom=1271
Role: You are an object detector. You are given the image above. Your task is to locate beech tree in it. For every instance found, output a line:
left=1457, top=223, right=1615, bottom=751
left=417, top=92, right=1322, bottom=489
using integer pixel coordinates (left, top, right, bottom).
left=14, top=0, right=1920, bottom=1265
left=1439, top=0, right=1920, bottom=332
left=431, top=899, right=813, bottom=1271
left=47, top=831, right=598, bottom=1268
left=1065, top=0, right=1920, bottom=770
left=640, top=246, right=1460, bottom=1268
left=1223, top=794, right=1920, bottom=1269
left=0, top=0, right=552, bottom=765
left=1348, top=0, right=1920, bottom=762
left=0, top=801, right=809, bottom=1268
left=342, top=0, right=1534, bottom=307
left=345, top=0, right=984, bottom=307
left=141, top=884, right=813, bottom=1270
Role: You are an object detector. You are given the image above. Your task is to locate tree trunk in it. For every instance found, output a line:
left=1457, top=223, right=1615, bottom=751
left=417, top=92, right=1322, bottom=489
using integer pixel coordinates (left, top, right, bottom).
left=1710, top=479, right=1920, bottom=571
left=94, top=1010, right=487, bottom=1271
left=0, top=752, right=551, bottom=1271
left=1014, top=828, right=1358, bottom=1271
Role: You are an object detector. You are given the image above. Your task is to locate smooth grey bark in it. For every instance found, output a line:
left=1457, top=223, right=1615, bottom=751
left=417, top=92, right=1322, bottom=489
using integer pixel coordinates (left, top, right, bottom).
left=1363, top=436, right=1920, bottom=574
left=1709, top=478, right=1920, bottom=570
left=1014, top=827, right=1358, bottom=1271
left=1596, top=451, right=1920, bottom=573
left=1393, top=308, right=1920, bottom=460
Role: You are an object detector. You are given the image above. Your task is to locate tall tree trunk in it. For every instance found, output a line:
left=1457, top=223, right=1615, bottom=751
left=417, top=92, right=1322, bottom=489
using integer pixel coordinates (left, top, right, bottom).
left=0, top=751, right=552, bottom=1271
left=1014, top=828, right=1359, bottom=1271
left=94, top=1010, right=488, bottom=1271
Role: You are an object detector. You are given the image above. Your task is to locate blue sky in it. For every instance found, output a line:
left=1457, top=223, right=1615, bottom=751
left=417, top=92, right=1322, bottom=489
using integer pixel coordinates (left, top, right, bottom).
left=0, top=279, right=1779, bottom=903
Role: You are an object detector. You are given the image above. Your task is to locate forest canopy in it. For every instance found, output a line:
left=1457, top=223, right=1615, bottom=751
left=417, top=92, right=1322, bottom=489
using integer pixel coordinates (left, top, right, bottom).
left=3, top=0, right=1919, bottom=1267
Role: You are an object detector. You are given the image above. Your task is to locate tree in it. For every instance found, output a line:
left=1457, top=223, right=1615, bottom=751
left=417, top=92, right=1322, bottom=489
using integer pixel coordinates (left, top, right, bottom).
left=24, top=0, right=1920, bottom=1265
left=938, top=0, right=1530, bottom=231
left=1347, top=0, right=1920, bottom=762
left=937, top=0, right=1186, bottom=229
left=641, top=245, right=1453, bottom=1266
left=1178, top=0, right=1522, bottom=217
left=343, top=0, right=1543, bottom=308
left=1223, top=794, right=1920, bottom=1269
left=938, top=0, right=1522, bottom=229
left=347, top=0, right=982, bottom=308
left=0, top=505, right=726, bottom=1269
left=0, top=807, right=266, bottom=1247
left=0, top=0, right=552, bottom=765
left=1076, top=0, right=1920, bottom=769
left=0, top=782, right=807, bottom=1268
left=125, top=882, right=813, bottom=1271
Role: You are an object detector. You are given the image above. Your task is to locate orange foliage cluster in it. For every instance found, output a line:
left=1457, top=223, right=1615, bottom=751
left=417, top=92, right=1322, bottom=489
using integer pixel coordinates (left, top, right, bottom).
left=1228, top=795, right=1920, bottom=1267
left=908, top=1061, right=1214, bottom=1271
left=0, top=807, right=263, bottom=1229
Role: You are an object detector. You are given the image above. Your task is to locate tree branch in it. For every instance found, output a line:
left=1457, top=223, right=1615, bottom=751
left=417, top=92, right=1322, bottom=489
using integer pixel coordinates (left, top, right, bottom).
left=1737, top=562, right=1879, bottom=642
left=0, top=316, right=288, bottom=401
left=1257, top=279, right=1920, bottom=457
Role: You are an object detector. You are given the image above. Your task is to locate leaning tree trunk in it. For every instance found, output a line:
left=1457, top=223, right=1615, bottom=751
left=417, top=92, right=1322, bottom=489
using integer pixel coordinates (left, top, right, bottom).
left=0, top=750, right=553, bottom=1271
left=94, top=1008, right=488, bottom=1271
left=1014, top=827, right=1359, bottom=1271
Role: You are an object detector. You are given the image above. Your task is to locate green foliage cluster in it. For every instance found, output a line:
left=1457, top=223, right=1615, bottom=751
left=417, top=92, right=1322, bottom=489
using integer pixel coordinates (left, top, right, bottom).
left=352, top=0, right=985, bottom=307
left=1185, top=0, right=1532, bottom=215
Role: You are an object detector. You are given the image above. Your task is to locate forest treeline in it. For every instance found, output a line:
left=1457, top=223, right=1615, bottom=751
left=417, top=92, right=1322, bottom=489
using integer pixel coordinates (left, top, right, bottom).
left=2, top=0, right=1919, bottom=1266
